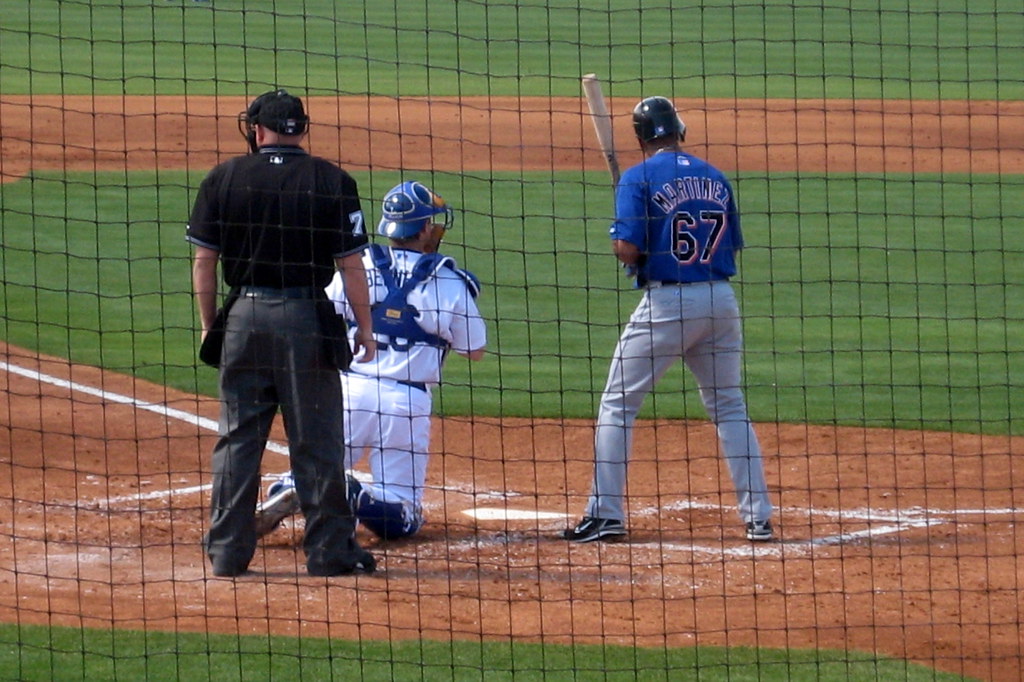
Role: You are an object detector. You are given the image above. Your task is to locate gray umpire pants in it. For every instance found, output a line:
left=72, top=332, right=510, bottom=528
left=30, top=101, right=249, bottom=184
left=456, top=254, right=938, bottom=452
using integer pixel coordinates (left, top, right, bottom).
left=204, top=292, right=357, bottom=574
left=586, top=280, right=773, bottom=525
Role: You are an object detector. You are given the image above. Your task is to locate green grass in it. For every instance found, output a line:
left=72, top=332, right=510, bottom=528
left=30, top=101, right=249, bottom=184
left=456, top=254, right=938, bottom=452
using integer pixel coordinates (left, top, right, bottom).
left=734, top=173, right=1024, bottom=434
left=1, top=0, right=1021, bottom=99
left=0, top=622, right=977, bottom=682
left=1, top=2, right=1019, bottom=677
left=2, top=170, right=1021, bottom=435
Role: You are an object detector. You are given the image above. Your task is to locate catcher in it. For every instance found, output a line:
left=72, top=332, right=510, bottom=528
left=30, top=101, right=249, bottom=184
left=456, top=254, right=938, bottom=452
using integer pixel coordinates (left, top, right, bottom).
left=255, top=180, right=488, bottom=540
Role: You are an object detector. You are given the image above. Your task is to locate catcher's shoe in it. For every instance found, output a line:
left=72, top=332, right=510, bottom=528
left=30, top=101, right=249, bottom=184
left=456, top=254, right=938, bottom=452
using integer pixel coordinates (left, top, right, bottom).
left=563, top=516, right=626, bottom=543
left=254, top=484, right=299, bottom=537
left=345, top=472, right=364, bottom=513
left=745, top=520, right=774, bottom=542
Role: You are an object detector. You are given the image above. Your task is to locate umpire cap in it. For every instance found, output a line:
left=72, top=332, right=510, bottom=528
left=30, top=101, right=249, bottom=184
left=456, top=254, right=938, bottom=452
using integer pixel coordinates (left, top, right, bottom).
left=247, top=89, right=308, bottom=135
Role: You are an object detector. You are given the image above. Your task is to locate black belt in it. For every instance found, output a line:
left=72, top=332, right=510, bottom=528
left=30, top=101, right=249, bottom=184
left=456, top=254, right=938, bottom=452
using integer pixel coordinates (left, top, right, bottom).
left=239, top=286, right=317, bottom=299
left=347, top=373, right=428, bottom=394
left=395, top=379, right=428, bottom=393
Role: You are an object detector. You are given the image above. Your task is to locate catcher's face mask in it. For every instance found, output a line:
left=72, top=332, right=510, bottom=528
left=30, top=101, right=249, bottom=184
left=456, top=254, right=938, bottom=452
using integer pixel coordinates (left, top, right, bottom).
left=377, top=181, right=454, bottom=239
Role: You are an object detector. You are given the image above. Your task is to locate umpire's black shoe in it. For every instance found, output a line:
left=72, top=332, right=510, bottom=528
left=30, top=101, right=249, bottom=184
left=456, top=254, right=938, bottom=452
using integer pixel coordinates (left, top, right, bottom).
left=563, top=516, right=627, bottom=543
left=307, top=549, right=377, bottom=577
left=210, top=557, right=250, bottom=578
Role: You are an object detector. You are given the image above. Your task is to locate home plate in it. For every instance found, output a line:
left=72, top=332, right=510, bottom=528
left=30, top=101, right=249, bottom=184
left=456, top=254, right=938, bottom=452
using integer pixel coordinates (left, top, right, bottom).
left=463, top=508, right=571, bottom=521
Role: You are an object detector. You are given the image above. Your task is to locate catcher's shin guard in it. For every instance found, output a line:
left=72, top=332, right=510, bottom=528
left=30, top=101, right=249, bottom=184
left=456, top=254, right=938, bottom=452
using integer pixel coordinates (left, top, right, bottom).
left=353, top=490, right=423, bottom=540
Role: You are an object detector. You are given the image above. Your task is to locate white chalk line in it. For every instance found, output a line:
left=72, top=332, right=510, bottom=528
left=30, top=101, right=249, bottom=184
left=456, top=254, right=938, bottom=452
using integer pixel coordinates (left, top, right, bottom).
left=655, top=497, right=1022, bottom=521
left=2, top=361, right=288, bottom=456
left=627, top=519, right=944, bottom=559
left=3, top=360, right=288, bottom=508
left=5, top=361, right=1021, bottom=556
left=100, top=483, right=211, bottom=507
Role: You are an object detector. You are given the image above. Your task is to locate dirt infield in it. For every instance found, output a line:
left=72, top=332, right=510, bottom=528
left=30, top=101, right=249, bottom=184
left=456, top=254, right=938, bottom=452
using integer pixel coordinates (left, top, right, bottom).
left=1, top=95, right=1021, bottom=178
left=1, top=343, right=1022, bottom=680
left=1, top=95, right=1023, bottom=680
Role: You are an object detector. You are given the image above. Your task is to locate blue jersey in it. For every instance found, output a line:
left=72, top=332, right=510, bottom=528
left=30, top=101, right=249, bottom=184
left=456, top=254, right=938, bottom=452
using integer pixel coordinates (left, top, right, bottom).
left=610, top=150, right=743, bottom=287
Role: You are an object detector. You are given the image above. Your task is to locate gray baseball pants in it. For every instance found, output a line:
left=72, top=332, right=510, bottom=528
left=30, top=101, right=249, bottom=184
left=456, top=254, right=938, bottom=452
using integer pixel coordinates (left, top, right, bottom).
left=585, top=280, right=773, bottom=525
left=204, top=293, right=358, bottom=574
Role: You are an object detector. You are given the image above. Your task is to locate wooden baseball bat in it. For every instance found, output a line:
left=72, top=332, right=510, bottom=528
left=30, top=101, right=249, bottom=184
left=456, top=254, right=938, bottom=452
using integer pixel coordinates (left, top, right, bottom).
left=581, top=73, right=621, bottom=186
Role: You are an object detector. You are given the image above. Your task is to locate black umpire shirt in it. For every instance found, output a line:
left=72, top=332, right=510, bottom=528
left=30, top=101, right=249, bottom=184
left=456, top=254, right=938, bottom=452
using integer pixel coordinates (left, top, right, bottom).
left=186, top=146, right=368, bottom=289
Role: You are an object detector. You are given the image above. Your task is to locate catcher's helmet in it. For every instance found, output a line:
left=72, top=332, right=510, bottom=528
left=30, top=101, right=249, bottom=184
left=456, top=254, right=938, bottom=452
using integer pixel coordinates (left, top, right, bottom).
left=632, top=96, right=686, bottom=143
left=237, top=89, right=308, bottom=152
left=378, top=181, right=454, bottom=239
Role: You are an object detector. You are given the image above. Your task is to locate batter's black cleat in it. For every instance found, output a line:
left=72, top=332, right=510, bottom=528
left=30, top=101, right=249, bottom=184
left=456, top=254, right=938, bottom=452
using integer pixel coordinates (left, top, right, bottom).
left=745, top=520, right=774, bottom=542
left=254, top=485, right=299, bottom=537
left=563, top=516, right=627, bottom=543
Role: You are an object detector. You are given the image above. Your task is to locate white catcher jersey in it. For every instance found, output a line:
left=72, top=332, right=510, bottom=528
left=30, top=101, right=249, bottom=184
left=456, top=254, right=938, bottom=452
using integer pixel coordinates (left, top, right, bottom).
left=325, top=246, right=486, bottom=386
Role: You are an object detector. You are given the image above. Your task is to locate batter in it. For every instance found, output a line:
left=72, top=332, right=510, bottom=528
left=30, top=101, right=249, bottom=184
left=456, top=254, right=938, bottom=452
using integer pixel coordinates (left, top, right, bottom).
left=566, top=96, right=774, bottom=543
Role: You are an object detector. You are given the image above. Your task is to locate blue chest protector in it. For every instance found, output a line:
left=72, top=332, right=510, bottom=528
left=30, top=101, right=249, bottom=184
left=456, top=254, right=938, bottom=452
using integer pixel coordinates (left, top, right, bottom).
left=368, top=245, right=480, bottom=352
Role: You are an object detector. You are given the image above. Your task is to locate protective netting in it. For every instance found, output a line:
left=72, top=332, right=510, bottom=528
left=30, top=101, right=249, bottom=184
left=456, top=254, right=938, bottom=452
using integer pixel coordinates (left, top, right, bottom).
left=0, top=1, right=1021, bottom=680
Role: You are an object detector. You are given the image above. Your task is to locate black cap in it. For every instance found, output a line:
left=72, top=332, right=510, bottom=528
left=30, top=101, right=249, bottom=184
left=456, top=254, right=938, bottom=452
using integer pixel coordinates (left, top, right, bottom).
left=249, top=89, right=308, bottom=135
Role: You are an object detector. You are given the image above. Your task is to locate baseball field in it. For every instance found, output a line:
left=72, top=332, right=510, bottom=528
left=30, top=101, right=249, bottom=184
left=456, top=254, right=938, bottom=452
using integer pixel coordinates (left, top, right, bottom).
left=1, top=1, right=1022, bottom=681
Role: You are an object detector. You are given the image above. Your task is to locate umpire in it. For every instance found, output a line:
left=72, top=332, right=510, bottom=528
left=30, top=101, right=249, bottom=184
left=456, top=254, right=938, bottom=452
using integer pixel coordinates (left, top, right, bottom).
left=187, top=89, right=377, bottom=577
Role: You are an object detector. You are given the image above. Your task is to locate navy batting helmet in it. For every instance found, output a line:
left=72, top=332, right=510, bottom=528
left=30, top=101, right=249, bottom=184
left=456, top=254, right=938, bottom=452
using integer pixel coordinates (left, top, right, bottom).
left=632, top=96, right=686, bottom=143
left=378, top=181, right=454, bottom=239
